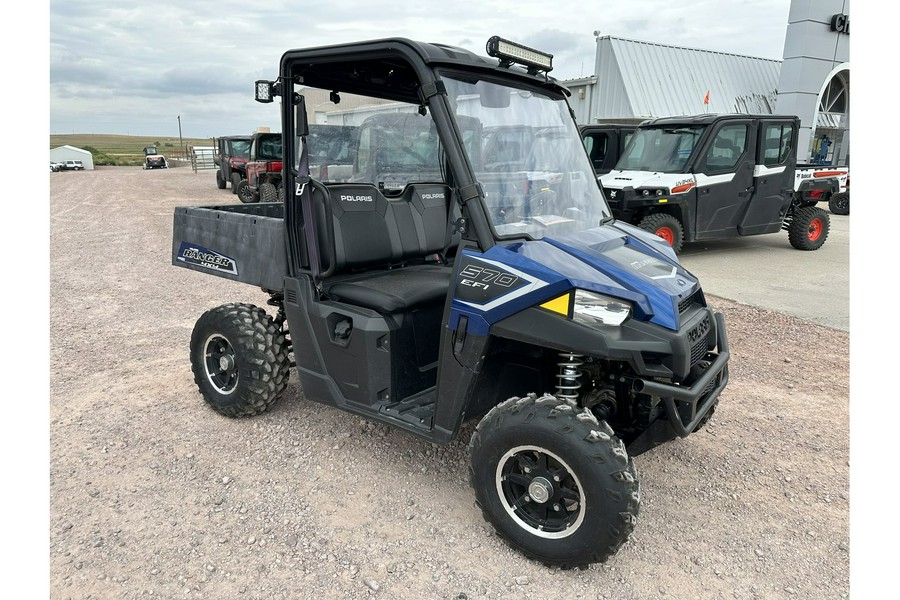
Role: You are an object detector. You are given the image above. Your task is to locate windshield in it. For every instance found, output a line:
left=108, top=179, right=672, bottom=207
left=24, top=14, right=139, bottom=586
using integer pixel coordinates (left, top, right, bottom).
left=616, top=125, right=706, bottom=173
left=230, top=140, right=251, bottom=159
left=257, top=135, right=282, bottom=161
left=442, top=74, right=610, bottom=240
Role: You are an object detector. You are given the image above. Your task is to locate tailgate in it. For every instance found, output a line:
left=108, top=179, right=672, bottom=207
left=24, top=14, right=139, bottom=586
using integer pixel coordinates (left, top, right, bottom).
left=171, top=204, right=288, bottom=290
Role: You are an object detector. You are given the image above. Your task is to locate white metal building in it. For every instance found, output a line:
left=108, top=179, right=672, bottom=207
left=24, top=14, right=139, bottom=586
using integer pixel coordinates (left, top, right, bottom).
left=564, top=0, right=849, bottom=166
left=775, top=0, right=849, bottom=166
left=49, top=145, right=95, bottom=170
left=566, top=36, right=781, bottom=127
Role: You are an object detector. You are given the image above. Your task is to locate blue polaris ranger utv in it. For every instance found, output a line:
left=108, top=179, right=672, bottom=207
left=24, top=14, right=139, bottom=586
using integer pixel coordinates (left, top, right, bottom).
left=172, top=36, right=730, bottom=568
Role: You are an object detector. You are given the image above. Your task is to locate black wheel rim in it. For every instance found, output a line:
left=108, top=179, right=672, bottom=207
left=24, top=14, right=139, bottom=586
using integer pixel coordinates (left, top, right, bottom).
left=495, top=445, right=585, bottom=538
left=203, top=334, right=238, bottom=394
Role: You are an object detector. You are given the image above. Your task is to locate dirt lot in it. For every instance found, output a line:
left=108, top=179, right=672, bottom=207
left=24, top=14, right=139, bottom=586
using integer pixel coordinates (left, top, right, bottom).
left=49, top=167, right=849, bottom=599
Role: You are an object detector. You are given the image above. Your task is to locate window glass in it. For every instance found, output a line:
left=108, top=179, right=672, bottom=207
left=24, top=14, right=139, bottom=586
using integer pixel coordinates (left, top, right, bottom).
left=703, top=124, right=747, bottom=172
left=617, top=125, right=705, bottom=173
left=762, top=124, right=792, bottom=166
left=442, top=73, right=610, bottom=240
left=582, top=132, right=609, bottom=169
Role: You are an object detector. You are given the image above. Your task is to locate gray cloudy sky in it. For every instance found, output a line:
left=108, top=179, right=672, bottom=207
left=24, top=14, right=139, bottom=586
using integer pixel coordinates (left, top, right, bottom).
left=49, top=0, right=792, bottom=138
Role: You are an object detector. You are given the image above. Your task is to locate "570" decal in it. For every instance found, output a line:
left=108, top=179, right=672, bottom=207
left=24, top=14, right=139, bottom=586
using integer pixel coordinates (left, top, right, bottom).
left=459, top=264, right=519, bottom=290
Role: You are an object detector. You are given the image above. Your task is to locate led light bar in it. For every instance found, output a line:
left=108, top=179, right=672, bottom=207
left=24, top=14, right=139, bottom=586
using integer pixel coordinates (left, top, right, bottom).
left=486, top=36, right=553, bottom=73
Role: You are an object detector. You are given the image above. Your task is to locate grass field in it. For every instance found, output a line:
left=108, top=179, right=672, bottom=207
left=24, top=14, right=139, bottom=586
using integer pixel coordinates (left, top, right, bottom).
left=50, top=134, right=216, bottom=166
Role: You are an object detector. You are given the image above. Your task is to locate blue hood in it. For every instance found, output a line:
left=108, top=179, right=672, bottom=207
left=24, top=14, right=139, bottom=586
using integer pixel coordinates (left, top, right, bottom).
left=454, top=221, right=699, bottom=333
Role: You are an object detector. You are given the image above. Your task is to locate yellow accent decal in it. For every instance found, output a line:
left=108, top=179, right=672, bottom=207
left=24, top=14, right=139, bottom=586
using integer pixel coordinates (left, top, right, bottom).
left=540, top=293, right=571, bottom=316
left=658, top=198, right=668, bottom=203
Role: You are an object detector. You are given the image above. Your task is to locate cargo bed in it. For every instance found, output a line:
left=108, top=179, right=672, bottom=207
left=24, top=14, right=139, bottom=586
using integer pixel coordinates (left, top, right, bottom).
left=171, top=203, right=288, bottom=290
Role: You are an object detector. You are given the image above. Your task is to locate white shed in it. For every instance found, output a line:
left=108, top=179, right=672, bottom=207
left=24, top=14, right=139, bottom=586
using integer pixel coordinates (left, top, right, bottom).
left=50, top=145, right=95, bottom=170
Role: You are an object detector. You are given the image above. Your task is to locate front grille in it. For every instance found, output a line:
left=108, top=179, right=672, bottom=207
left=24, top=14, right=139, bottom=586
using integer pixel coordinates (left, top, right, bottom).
left=679, top=291, right=698, bottom=314
left=690, top=338, right=709, bottom=366
left=688, top=315, right=711, bottom=366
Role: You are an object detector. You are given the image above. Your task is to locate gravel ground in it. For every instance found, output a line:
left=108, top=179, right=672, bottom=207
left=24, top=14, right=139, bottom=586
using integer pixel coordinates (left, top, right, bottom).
left=48, top=166, right=849, bottom=599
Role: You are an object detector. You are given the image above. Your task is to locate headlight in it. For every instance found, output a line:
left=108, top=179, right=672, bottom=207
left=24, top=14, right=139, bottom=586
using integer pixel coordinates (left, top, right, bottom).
left=572, top=290, right=632, bottom=327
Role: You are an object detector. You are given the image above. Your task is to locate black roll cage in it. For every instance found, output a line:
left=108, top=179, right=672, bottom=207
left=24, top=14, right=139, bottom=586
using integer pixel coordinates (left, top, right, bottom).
left=274, top=38, right=572, bottom=279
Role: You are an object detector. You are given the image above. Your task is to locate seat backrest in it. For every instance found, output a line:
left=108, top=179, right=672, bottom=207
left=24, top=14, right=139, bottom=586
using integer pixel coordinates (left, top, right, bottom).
left=319, top=182, right=460, bottom=276
left=321, top=184, right=400, bottom=272
left=392, top=184, right=458, bottom=259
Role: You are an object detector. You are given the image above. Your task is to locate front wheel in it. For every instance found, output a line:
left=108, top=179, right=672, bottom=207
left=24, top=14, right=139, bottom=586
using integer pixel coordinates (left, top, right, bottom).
left=638, top=213, right=684, bottom=253
left=189, top=303, right=290, bottom=417
left=236, top=179, right=257, bottom=204
left=788, top=206, right=830, bottom=250
left=469, top=394, right=640, bottom=568
left=828, top=192, right=849, bottom=215
left=231, top=172, right=241, bottom=194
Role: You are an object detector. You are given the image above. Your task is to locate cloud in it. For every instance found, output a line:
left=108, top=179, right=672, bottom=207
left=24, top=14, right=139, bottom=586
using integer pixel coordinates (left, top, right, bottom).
left=48, top=0, right=792, bottom=136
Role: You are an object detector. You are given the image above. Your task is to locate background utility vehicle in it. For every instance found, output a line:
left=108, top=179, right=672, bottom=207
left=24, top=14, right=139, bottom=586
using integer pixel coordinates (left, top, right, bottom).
left=214, top=135, right=252, bottom=193
left=143, top=146, right=168, bottom=170
left=235, top=132, right=283, bottom=203
left=804, top=170, right=849, bottom=215
left=579, top=123, right=636, bottom=176
left=598, top=114, right=842, bottom=253
left=172, top=36, right=729, bottom=568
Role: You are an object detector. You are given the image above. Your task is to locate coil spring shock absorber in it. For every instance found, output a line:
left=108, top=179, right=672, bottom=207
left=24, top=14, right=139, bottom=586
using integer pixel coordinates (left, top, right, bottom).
left=266, top=293, right=293, bottom=364
left=555, top=352, right=584, bottom=400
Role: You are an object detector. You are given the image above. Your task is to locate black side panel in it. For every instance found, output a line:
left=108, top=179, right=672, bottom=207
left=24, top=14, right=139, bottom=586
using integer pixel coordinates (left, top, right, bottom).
left=282, top=277, right=392, bottom=407
left=431, top=324, right=489, bottom=444
left=282, top=276, right=449, bottom=442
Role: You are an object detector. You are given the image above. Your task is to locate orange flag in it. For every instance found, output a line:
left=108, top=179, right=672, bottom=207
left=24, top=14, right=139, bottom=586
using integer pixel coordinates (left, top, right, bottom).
left=703, top=90, right=710, bottom=105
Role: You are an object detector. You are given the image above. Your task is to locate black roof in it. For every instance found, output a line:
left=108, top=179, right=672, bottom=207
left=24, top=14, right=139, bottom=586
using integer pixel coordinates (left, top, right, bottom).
left=279, top=37, right=569, bottom=105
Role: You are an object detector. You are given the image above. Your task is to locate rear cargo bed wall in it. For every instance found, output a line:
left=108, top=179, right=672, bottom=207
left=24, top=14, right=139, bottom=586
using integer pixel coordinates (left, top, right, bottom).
left=171, top=204, right=288, bottom=290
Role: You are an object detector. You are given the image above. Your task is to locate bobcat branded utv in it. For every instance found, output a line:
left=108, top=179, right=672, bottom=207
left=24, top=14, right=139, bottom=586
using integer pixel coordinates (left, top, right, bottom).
left=143, top=146, right=168, bottom=170
left=172, top=37, right=730, bottom=568
left=597, top=115, right=844, bottom=253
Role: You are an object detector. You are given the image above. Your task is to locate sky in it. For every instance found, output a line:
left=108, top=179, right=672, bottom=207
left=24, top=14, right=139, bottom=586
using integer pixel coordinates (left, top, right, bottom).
left=48, top=0, right=797, bottom=138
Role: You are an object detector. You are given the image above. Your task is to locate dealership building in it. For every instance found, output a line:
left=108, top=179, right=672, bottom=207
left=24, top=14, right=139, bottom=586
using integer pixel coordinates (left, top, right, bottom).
left=565, top=0, right=849, bottom=166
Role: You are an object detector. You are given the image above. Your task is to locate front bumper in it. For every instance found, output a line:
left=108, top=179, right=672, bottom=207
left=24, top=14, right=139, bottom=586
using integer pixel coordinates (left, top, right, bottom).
left=602, top=185, right=676, bottom=217
left=632, top=312, right=729, bottom=437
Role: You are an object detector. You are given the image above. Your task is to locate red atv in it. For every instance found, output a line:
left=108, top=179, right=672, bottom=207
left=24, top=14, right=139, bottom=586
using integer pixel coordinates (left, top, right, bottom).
left=215, top=135, right=252, bottom=194
left=235, top=133, right=283, bottom=203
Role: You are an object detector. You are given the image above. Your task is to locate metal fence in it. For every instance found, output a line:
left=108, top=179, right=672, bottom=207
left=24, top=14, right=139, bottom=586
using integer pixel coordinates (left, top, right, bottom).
left=190, top=146, right=217, bottom=172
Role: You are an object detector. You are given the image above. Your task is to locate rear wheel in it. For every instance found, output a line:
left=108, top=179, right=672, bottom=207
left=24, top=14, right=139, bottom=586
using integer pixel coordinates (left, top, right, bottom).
left=828, top=192, right=849, bottom=215
left=277, top=185, right=285, bottom=203
left=189, top=303, right=290, bottom=417
left=231, top=172, right=241, bottom=194
left=788, top=206, right=830, bottom=250
left=216, top=170, right=226, bottom=189
left=260, top=182, right=278, bottom=203
left=638, top=213, right=684, bottom=253
left=469, top=394, right=640, bottom=568
left=236, top=180, right=257, bottom=204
